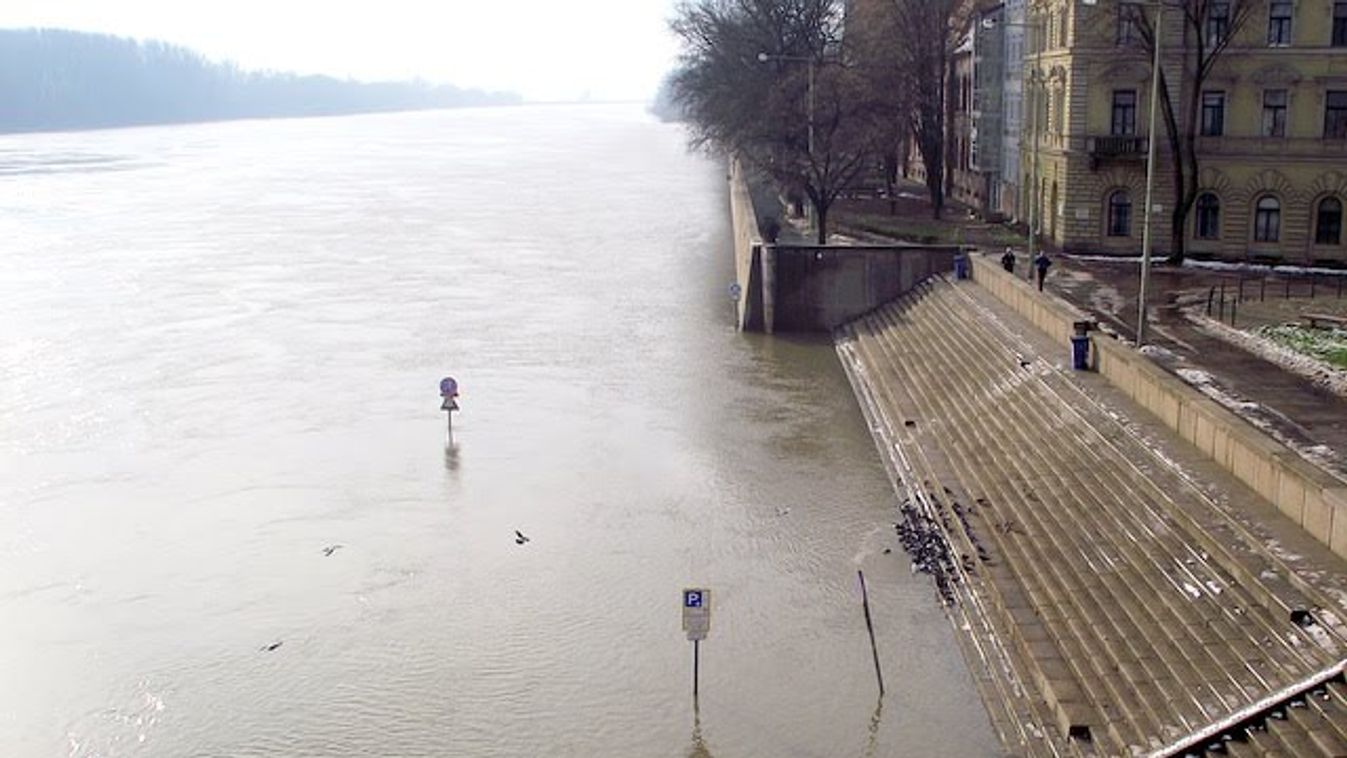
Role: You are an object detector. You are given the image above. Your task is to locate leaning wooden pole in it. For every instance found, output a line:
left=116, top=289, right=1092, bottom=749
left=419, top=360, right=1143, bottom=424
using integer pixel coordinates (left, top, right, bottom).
left=858, top=570, right=886, bottom=697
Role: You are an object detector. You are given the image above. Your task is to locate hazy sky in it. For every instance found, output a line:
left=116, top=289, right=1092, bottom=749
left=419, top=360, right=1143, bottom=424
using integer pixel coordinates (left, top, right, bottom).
left=0, top=1, right=681, bottom=102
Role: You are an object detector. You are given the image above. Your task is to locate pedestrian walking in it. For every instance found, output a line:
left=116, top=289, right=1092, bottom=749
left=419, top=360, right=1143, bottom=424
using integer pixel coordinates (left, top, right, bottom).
left=1034, top=252, right=1051, bottom=292
left=1000, top=247, right=1016, bottom=274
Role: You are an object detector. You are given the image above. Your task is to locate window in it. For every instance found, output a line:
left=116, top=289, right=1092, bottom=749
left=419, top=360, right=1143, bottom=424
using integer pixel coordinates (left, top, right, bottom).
left=1196, top=193, right=1221, bottom=240
left=1118, top=3, right=1142, bottom=45
left=1254, top=196, right=1281, bottom=242
left=1201, top=91, right=1226, bottom=136
left=1268, top=2, right=1292, bottom=46
left=1112, top=90, right=1137, bottom=135
left=1206, top=2, right=1230, bottom=48
left=1317, top=198, right=1344, bottom=245
left=1327, top=91, right=1347, bottom=138
left=1108, top=191, right=1132, bottom=237
left=1262, top=90, right=1288, bottom=137
left=1335, top=2, right=1347, bottom=47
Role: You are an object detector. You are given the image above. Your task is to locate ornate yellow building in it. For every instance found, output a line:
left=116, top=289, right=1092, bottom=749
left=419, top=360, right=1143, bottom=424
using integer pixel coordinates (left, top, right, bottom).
left=1023, top=0, right=1347, bottom=263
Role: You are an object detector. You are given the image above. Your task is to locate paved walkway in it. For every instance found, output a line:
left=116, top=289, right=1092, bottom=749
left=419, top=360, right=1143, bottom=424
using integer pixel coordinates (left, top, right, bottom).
left=836, top=275, right=1347, bottom=756
left=1045, top=258, right=1347, bottom=480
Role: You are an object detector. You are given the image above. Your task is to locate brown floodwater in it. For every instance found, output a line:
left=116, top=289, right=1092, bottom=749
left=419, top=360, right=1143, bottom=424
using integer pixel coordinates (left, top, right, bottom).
left=0, top=105, right=996, bottom=756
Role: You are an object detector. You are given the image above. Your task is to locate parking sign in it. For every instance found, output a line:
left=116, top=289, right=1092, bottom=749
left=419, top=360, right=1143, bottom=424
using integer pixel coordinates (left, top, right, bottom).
left=682, top=588, right=711, bottom=641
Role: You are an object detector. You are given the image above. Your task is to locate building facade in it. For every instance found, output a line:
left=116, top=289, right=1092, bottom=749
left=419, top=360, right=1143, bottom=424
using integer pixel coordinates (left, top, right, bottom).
left=1000, top=0, right=1027, bottom=221
left=1024, top=0, right=1347, bottom=262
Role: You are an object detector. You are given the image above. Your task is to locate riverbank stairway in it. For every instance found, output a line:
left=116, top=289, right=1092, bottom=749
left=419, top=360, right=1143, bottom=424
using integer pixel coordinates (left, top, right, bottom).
left=836, top=275, right=1347, bottom=757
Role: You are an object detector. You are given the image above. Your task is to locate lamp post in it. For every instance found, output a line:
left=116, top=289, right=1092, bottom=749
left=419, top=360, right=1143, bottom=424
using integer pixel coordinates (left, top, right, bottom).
left=1026, top=66, right=1044, bottom=280
left=756, top=51, right=816, bottom=162
left=1135, top=1, right=1165, bottom=346
left=758, top=51, right=819, bottom=233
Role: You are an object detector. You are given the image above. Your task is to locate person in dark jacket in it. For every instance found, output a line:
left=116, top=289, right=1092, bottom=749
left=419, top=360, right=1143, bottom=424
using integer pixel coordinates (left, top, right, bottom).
left=1034, top=252, right=1051, bottom=291
left=1000, top=247, right=1016, bottom=273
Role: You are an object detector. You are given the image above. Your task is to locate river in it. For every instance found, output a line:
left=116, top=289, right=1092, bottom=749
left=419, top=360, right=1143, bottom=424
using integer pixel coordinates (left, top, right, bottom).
left=0, top=105, right=995, bottom=756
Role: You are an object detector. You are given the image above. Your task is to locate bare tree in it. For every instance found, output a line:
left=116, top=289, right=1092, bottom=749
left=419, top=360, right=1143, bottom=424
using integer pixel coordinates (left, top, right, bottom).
left=846, top=0, right=913, bottom=214
left=886, top=0, right=963, bottom=219
left=1123, top=0, right=1257, bottom=263
left=669, top=0, right=879, bottom=242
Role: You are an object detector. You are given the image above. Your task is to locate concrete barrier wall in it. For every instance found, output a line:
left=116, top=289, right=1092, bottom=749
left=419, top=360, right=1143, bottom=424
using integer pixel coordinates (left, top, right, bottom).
left=770, top=244, right=960, bottom=332
left=727, top=158, right=958, bottom=333
left=728, top=159, right=764, bottom=331
left=969, top=254, right=1347, bottom=559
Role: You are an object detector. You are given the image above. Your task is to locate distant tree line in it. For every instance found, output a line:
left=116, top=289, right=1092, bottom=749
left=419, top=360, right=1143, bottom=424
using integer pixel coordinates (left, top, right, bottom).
left=648, top=74, right=686, bottom=123
left=0, top=28, right=521, bottom=133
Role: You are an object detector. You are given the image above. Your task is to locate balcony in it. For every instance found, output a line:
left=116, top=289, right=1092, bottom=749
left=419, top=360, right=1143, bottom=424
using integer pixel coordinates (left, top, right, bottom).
left=1087, top=135, right=1148, bottom=169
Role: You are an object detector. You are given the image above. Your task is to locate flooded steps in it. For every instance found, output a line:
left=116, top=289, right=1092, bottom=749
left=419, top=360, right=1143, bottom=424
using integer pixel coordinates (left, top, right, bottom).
left=864, top=292, right=1205, bottom=750
left=910, top=286, right=1341, bottom=737
left=835, top=276, right=1347, bottom=756
left=841, top=321, right=1071, bottom=756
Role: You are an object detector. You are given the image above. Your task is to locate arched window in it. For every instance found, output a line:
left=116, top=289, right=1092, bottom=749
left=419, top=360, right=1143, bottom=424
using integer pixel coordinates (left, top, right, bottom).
left=1195, top=193, right=1221, bottom=240
left=1107, top=190, right=1132, bottom=237
left=1316, top=197, right=1343, bottom=245
left=1254, top=196, right=1281, bottom=242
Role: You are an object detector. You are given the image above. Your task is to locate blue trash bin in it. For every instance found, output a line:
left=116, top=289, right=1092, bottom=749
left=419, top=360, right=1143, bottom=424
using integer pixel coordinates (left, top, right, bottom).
left=1070, top=335, right=1090, bottom=371
left=954, top=254, right=969, bottom=280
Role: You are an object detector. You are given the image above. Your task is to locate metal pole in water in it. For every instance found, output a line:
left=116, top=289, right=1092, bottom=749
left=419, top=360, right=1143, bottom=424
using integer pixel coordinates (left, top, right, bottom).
left=858, top=570, right=885, bottom=697
left=693, top=640, right=700, bottom=700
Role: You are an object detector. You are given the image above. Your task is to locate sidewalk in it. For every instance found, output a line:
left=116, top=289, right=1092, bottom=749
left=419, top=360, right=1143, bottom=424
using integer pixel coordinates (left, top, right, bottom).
left=1044, top=256, right=1347, bottom=480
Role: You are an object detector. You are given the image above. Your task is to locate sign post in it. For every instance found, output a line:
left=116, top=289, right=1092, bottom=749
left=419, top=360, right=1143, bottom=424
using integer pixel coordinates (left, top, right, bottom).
left=439, top=377, right=459, bottom=439
left=682, top=588, right=711, bottom=700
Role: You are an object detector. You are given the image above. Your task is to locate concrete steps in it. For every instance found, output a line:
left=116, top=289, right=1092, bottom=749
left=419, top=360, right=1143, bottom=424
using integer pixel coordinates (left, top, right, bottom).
left=836, top=276, right=1347, bottom=756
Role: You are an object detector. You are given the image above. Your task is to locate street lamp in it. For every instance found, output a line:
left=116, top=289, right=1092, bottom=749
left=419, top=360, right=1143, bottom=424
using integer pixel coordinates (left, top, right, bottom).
left=1048, top=0, right=1162, bottom=343
left=756, top=51, right=816, bottom=160
left=1015, top=0, right=1166, bottom=341
left=1134, top=1, right=1167, bottom=346
left=758, top=51, right=819, bottom=234
left=1027, top=66, right=1045, bottom=281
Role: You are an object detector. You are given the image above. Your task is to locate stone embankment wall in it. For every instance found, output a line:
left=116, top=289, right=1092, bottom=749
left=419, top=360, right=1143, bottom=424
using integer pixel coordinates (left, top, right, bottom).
left=769, top=244, right=960, bottom=331
left=728, top=159, right=766, bottom=331
left=728, top=159, right=960, bottom=332
left=969, top=255, right=1347, bottom=559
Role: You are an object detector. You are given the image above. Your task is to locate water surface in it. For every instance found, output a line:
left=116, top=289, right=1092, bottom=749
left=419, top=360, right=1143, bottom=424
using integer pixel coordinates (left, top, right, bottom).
left=0, top=106, right=995, bottom=756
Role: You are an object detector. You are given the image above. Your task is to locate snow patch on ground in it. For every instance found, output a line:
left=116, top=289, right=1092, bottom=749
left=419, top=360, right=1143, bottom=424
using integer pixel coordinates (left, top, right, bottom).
left=1189, top=310, right=1347, bottom=399
left=1174, top=368, right=1262, bottom=412
left=1140, top=344, right=1176, bottom=360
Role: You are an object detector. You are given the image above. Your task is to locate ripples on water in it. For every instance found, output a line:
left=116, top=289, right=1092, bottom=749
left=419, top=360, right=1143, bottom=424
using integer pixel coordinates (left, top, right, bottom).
left=0, top=106, right=995, bottom=756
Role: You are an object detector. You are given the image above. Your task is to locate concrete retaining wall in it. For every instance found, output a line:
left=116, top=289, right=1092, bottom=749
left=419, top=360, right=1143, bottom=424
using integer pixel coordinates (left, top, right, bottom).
left=770, top=244, right=961, bottom=332
left=728, top=159, right=765, bottom=331
left=728, top=158, right=959, bottom=333
left=969, top=254, right=1347, bottom=559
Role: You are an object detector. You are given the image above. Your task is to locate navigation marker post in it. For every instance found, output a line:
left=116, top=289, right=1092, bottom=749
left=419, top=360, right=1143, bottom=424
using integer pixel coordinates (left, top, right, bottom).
left=439, top=377, right=459, bottom=439
left=682, top=588, right=711, bottom=700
